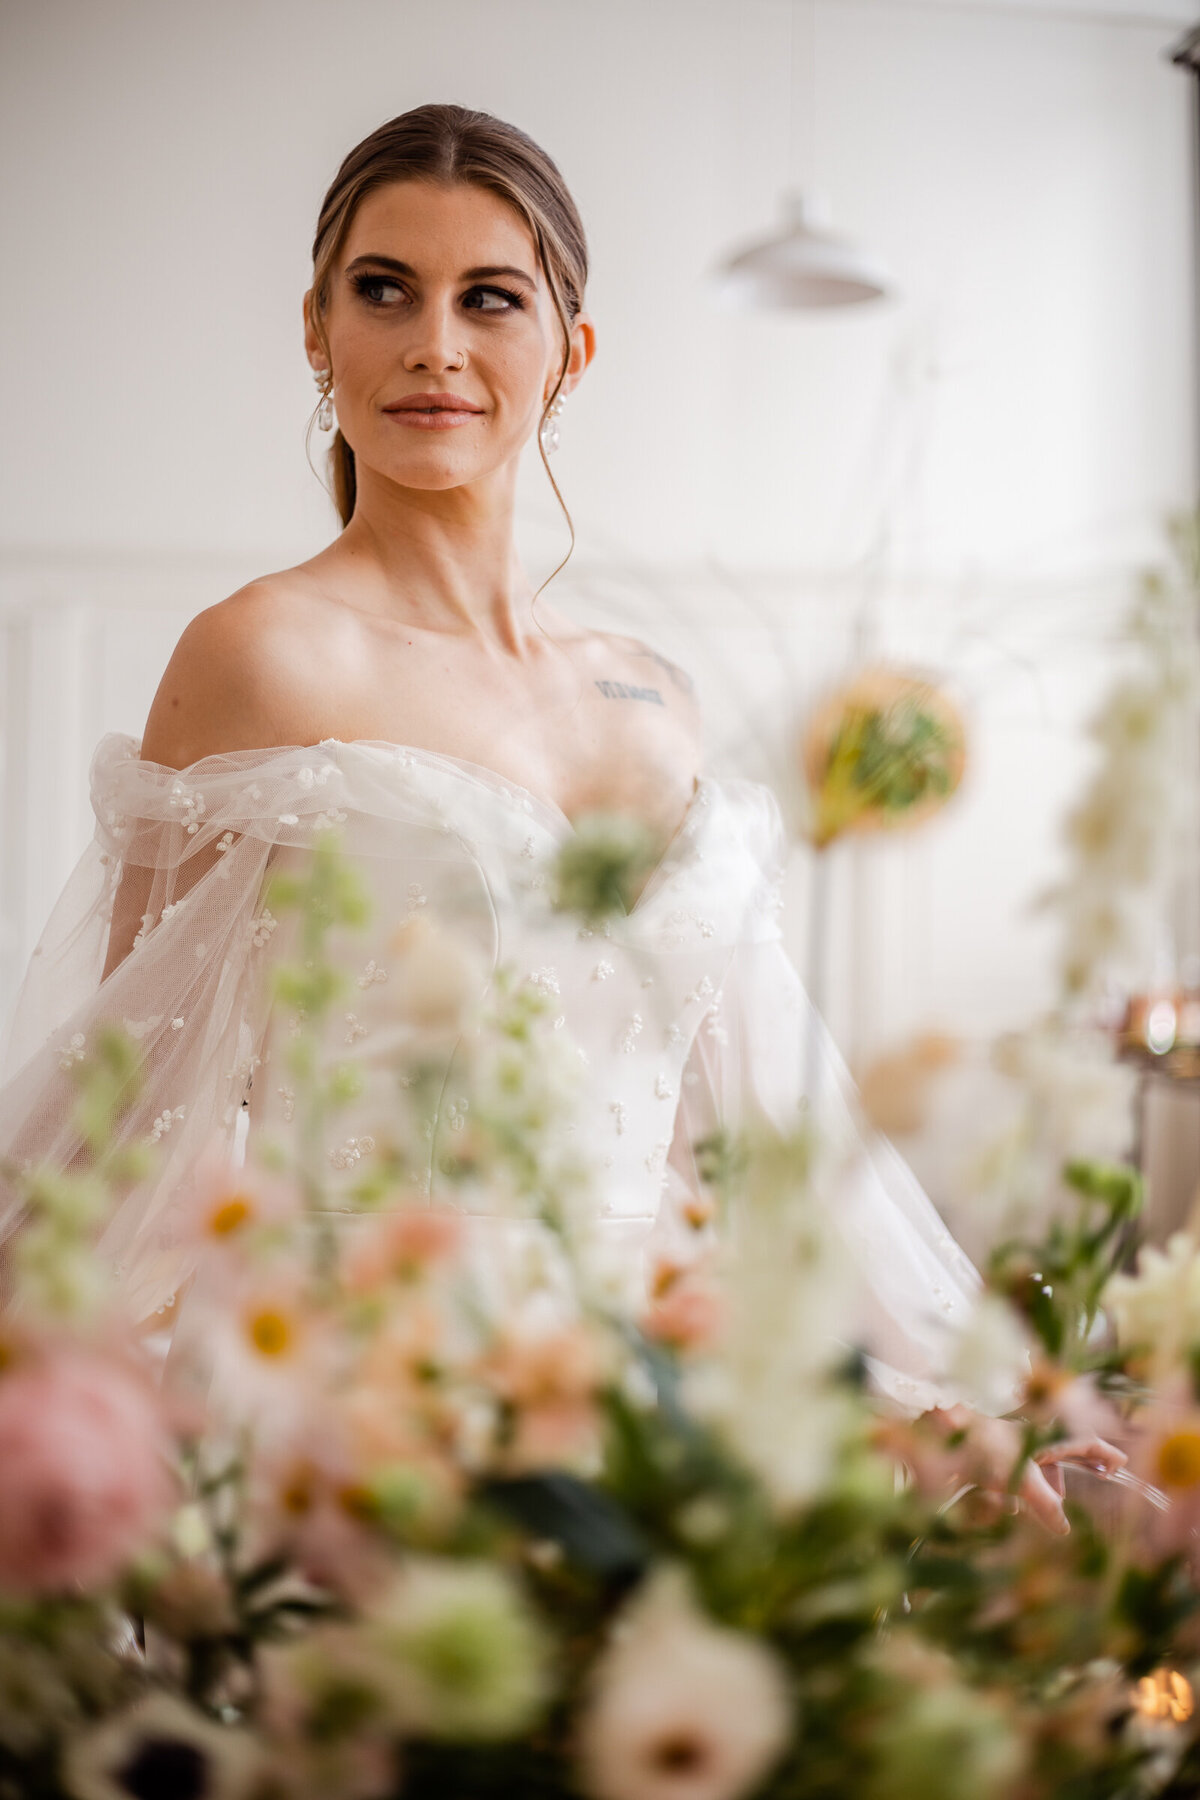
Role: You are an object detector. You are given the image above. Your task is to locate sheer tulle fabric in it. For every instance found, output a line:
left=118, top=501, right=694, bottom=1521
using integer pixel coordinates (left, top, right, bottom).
left=0, top=732, right=983, bottom=1413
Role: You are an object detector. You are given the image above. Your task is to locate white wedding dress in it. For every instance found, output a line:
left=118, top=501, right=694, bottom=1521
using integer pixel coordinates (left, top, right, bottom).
left=0, top=732, right=985, bottom=1415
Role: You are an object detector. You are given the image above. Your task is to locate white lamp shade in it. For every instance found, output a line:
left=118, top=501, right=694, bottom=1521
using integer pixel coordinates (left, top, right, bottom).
left=711, top=189, right=896, bottom=311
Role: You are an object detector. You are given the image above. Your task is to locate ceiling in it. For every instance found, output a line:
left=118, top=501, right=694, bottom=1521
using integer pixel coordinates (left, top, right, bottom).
left=829, top=0, right=1199, bottom=27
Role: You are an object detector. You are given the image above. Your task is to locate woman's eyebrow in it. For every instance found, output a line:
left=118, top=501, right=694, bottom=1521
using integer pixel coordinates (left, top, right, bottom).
left=344, top=253, right=536, bottom=287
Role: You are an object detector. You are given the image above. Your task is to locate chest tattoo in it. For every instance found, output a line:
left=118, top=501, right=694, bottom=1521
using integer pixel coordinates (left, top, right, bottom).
left=594, top=679, right=664, bottom=706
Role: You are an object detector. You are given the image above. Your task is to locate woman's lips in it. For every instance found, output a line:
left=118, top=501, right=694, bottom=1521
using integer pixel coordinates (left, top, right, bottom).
left=384, top=408, right=482, bottom=429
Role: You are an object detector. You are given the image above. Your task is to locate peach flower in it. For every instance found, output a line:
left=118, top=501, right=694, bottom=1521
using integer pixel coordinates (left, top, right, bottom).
left=641, top=1258, right=726, bottom=1354
left=477, top=1318, right=609, bottom=1473
left=176, top=1143, right=302, bottom=1269
left=343, top=1205, right=465, bottom=1293
left=250, top=1430, right=398, bottom=1604
left=0, top=1345, right=175, bottom=1594
left=342, top=1304, right=469, bottom=1519
left=1123, top=1376, right=1200, bottom=1572
left=196, top=1260, right=335, bottom=1438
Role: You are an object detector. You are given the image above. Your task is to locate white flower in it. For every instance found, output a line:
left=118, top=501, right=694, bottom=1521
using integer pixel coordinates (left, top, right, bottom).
left=943, top=1291, right=1031, bottom=1416
left=991, top=1025, right=1138, bottom=1167
left=722, top=1381, right=858, bottom=1510
left=385, top=914, right=487, bottom=1035
left=575, top=1564, right=792, bottom=1800
left=956, top=1023, right=1140, bottom=1245
left=1041, top=554, right=1200, bottom=998
left=1105, top=1231, right=1200, bottom=1357
left=357, top=1557, right=550, bottom=1740
left=60, top=1691, right=262, bottom=1800
left=700, top=1126, right=862, bottom=1504
left=189, top=1261, right=330, bottom=1438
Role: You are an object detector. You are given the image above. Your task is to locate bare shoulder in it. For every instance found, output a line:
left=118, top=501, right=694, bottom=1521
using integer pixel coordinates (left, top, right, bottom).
left=139, top=575, right=335, bottom=769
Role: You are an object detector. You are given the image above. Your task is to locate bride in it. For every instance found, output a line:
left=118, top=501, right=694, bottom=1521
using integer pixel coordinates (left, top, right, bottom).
left=0, top=102, right=1118, bottom=1533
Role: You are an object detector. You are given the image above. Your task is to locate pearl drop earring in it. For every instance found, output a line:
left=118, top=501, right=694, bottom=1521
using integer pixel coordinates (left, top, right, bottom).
left=540, top=391, right=566, bottom=455
left=312, top=367, right=335, bottom=432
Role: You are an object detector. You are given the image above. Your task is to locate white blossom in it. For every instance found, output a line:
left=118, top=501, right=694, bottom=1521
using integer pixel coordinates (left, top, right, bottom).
left=575, top=1564, right=791, bottom=1800
left=943, top=1291, right=1031, bottom=1416
left=1105, top=1231, right=1200, bottom=1358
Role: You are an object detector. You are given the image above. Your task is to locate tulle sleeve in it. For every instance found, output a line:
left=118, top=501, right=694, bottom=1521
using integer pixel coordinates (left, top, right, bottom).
left=0, top=733, right=364, bottom=1322
left=665, top=788, right=988, bottom=1419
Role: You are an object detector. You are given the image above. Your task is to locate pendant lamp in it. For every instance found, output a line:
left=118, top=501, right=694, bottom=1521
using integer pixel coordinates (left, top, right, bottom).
left=711, top=186, right=894, bottom=311
left=711, top=0, right=896, bottom=312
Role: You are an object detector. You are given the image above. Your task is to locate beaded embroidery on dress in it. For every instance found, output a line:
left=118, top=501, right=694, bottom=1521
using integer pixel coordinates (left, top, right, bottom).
left=0, top=733, right=985, bottom=1415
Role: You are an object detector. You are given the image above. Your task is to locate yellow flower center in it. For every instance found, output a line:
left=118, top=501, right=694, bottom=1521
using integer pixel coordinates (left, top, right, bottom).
left=338, top=1482, right=376, bottom=1522
left=281, top=1468, right=315, bottom=1515
left=248, top=1307, right=294, bottom=1358
left=208, top=1194, right=253, bottom=1236
left=1156, top=1430, right=1200, bottom=1489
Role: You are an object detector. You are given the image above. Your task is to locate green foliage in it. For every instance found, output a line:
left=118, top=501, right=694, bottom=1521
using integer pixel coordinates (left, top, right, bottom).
left=549, top=813, right=662, bottom=922
left=988, top=1156, right=1144, bottom=1363
left=813, top=695, right=963, bottom=847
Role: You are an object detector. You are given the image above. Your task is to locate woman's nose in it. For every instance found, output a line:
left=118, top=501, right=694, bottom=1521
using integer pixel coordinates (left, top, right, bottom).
left=402, top=296, right=466, bottom=372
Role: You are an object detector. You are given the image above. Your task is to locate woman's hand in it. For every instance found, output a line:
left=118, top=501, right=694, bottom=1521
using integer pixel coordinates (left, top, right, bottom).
left=1032, top=1433, right=1128, bottom=1498
left=923, top=1405, right=1127, bottom=1535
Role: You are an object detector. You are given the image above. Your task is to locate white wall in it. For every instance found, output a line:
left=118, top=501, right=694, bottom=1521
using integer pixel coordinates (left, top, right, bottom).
left=1, top=0, right=1196, bottom=1063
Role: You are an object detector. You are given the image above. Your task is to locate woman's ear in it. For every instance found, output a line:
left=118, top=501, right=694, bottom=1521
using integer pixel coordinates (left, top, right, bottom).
left=559, top=310, right=596, bottom=400
left=302, top=288, right=324, bottom=371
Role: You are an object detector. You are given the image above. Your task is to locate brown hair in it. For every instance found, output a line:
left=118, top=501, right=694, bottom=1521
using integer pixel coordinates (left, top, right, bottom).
left=307, top=103, right=588, bottom=591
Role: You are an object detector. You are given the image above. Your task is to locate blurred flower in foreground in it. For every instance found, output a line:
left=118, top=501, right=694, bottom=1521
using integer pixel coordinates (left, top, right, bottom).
left=200, top=1260, right=333, bottom=1435
left=282, top=1556, right=551, bottom=1743
left=640, top=1254, right=726, bottom=1354
left=688, top=1127, right=864, bottom=1508
left=0, top=1343, right=174, bottom=1595
left=1106, top=1232, right=1200, bottom=1370
left=1035, top=513, right=1200, bottom=1000
left=476, top=1314, right=609, bottom=1474
left=366, top=1556, right=550, bottom=1739
left=864, top=1637, right=1026, bottom=1800
left=1124, top=1376, right=1200, bottom=1576
left=574, top=1564, right=792, bottom=1800
left=178, top=1141, right=301, bottom=1259
left=799, top=665, right=967, bottom=850
left=551, top=812, right=663, bottom=921
left=384, top=913, right=489, bottom=1036
left=343, top=1203, right=465, bottom=1293
left=943, top=1291, right=1032, bottom=1417
left=61, top=1690, right=263, bottom=1800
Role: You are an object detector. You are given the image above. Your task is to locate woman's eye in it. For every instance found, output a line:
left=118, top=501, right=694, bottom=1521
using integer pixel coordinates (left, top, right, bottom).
left=464, top=286, right=525, bottom=312
left=353, top=274, right=405, bottom=305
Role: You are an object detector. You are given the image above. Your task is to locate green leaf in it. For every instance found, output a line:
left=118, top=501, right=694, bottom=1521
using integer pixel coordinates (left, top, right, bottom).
left=476, top=1472, right=650, bottom=1581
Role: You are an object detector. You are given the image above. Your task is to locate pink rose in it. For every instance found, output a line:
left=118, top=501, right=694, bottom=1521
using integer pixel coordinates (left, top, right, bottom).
left=0, top=1346, right=175, bottom=1593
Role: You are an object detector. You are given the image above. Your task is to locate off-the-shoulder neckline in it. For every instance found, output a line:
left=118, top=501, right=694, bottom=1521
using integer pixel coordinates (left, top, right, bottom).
left=116, top=731, right=706, bottom=843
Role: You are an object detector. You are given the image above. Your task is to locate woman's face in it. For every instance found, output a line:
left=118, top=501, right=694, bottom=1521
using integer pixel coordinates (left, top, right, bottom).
left=304, top=179, right=593, bottom=493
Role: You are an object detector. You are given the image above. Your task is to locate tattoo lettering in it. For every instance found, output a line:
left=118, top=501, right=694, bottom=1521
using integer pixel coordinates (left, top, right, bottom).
left=595, top=679, right=665, bottom=705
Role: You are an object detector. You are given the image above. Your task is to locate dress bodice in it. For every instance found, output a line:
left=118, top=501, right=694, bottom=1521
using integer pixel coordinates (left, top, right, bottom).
left=241, top=740, right=788, bottom=1243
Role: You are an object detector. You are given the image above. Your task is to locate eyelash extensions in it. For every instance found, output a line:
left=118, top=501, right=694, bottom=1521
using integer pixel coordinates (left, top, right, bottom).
left=349, top=272, right=527, bottom=312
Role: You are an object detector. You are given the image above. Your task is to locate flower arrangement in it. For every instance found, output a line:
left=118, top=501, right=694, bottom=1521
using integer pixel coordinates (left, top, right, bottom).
left=4, top=828, right=1200, bottom=1800
left=799, top=665, right=967, bottom=851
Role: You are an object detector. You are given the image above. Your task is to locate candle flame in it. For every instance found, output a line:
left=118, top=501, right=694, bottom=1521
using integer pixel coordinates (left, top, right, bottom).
left=1133, top=1668, right=1194, bottom=1724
